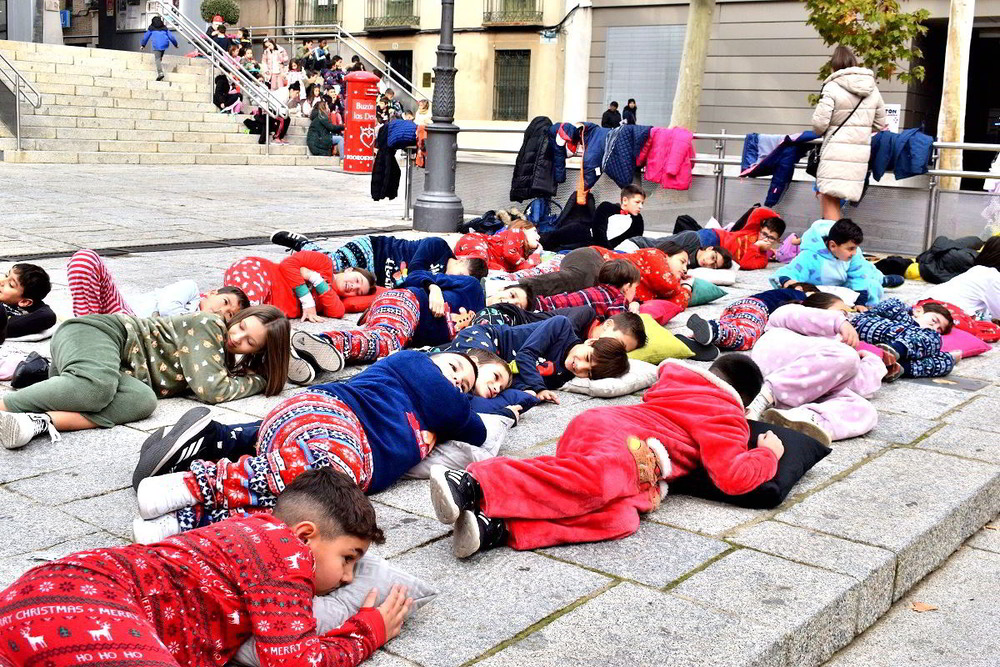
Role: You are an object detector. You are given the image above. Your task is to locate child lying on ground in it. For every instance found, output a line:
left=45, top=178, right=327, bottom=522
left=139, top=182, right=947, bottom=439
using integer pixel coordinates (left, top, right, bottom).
left=0, top=468, right=412, bottom=667
left=0, top=263, right=56, bottom=341
left=470, top=306, right=646, bottom=354
left=850, top=297, right=958, bottom=379
left=0, top=307, right=289, bottom=449
left=271, top=231, right=488, bottom=287
left=426, top=355, right=783, bottom=556
left=746, top=294, right=887, bottom=446
left=625, top=231, right=733, bottom=270
left=67, top=249, right=248, bottom=321
left=772, top=218, right=889, bottom=305
left=288, top=271, right=485, bottom=376
left=131, top=351, right=515, bottom=543
left=527, top=260, right=642, bottom=318
left=224, top=253, right=377, bottom=322
left=686, top=282, right=820, bottom=351
left=591, top=243, right=694, bottom=307
left=454, top=221, right=542, bottom=273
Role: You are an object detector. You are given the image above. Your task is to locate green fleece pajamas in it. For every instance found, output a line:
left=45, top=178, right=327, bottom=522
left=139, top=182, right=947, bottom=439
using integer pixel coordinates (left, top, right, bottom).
left=3, top=320, right=157, bottom=428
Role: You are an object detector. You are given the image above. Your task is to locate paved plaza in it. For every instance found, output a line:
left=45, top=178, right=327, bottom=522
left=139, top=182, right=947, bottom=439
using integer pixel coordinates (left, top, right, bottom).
left=1, top=165, right=998, bottom=666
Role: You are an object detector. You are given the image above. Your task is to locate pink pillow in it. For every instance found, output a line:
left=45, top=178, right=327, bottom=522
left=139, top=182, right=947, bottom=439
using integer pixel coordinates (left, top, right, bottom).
left=640, top=300, right=683, bottom=324
left=857, top=331, right=990, bottom=359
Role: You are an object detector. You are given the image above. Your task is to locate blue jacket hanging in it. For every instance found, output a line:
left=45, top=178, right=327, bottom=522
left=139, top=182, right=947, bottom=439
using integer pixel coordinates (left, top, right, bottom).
left=581, top=123, right=610, bottom=189
left=869, top=128, right=933, bottom=181
left=548, top=122, right=580, bottom=185
left=740, top=131, right=820, bottom=206
left=602, top=124, right=652, bottom=187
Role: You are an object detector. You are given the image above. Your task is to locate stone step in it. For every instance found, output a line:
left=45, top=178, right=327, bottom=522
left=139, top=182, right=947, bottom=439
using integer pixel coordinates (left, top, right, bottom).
left=0, top=39, right=202, bottom=69
left=16, top=69, right=208, bottom=91
left=1, top=150, right=336, bottom=167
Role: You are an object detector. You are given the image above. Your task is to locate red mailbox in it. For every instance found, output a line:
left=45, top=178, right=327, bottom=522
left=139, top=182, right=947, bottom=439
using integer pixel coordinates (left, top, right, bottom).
left=344, top=71, right=381, bottom=174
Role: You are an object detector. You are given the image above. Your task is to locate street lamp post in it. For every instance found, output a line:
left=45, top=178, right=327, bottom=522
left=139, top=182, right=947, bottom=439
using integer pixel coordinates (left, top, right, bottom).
left=412, top=0, right=463, bottom=232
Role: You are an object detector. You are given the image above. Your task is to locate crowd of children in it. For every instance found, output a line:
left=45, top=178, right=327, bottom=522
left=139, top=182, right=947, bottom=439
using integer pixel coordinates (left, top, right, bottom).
left=1, top=200, right=997, bottom=666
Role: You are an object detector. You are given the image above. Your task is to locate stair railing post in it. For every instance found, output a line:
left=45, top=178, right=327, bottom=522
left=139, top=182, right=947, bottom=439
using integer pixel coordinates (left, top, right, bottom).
left=15, top=75, right=22, bottom=152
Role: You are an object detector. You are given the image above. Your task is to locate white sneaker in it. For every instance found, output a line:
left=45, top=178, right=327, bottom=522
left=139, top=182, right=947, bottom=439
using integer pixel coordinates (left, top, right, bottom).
left=0, top=412, right=61, bottom=450
left=761, top=407, right=833, bottom=448
left=745, top=384, right=775, bottom=422
left=136, top=472, right=197, bottom=520
left=286, top=347, right=316, bottom=386
left=132, top=514, right=181, bottom=545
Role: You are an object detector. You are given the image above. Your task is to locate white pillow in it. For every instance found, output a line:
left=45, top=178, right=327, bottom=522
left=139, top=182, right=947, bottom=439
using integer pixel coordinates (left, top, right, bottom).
left=232, top=554, right=437, bottom=667
left=688, top=267, right=738, bottom=286
left=817, top=284, right=862, bottom=306
left=561, top=359, right=658, bottom=398
left=404, top=413, right=514, bottom=479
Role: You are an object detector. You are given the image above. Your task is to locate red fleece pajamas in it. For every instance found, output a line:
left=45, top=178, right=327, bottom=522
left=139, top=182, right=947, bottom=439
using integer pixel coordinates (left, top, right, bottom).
left=455, top=229, right=538, bottom=272
left=467, top=361, right=778, bottom=550
left=224, top=253, right=344, bottom=319
left=0, top=514, right=385, bottom=667
left=593, top=246, right=691, bottom=307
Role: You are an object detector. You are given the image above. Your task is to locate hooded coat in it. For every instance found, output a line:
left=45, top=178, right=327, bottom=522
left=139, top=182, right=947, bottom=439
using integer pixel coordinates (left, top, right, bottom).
left=510, top=116, right=556, bottom=202
left=811, top=67, right=887, bottom=202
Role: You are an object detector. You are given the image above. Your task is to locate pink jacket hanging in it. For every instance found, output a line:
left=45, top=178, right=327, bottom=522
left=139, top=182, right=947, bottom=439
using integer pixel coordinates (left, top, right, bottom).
left=637, top=126, right=695, bottom=190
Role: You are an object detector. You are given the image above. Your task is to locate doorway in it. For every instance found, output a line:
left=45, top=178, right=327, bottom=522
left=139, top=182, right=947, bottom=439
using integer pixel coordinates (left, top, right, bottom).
left=961, top=27, right=1000, bottom=189
left=380, top=49, right=413, bottom=95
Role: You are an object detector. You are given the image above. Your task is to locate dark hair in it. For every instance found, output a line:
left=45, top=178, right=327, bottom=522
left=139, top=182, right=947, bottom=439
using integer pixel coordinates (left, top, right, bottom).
left=627, top=98, right=636, bottom=105
left=919, top=302, right=954, bottom=333
left=609, top=101, right=618, bottom=108
left=598, top=258, right=641, bottom=288
left=333, top=54, right=343, bottom=64
left=274, top=467, right=384, bottom=543
left=608, top=311, right=647, bottom=348
left=225, top=305, right=290, bottom=396
left=289, top=81, right=301, bottom=91
left=149, top=15, right=165, bottom=30
left=347, top=267, right=377, bottom=294
left=761, top=216, right=786, bottom=236
left=463, top=348, right=513, bottom=392
left=11, top=264, right=51, bottom=303
left=589, top=337, right=629, bottom=380
left=831, top=45, right=859, bottom=72
left=513, top=282, right=535, bottom=309
left=974, top=236, right=1000, bottom=270
left=656, top=240, right=687, bottom=258
left=352, top=54, right=361, bottom=62
left=290, top=61, right=302, bottom=73
left=240, top=27, right=250, bottom=38
left=385, top=88, right=395, bottom=97
left=217, top=285, right=251, bottom=310
left=430, top=350, right=479, bottom=386
left=801, top=292, right=844, bottom=310
left=708, top=245, right=733, bottom=269
left=709, top=354, right=764, bottom=407
left=786, top=282, right=820, bottom=294
left=825, top=218, right=864, bottom=246
left=462, top=257, right=488, bottom=280
left=621, top=184, right=646, bottom=200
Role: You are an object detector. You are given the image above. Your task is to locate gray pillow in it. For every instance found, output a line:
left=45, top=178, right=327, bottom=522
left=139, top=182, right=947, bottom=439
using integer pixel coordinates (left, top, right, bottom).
left=232, top=553, right=437, bottom=667
left=404, top=413, right=514, bottom=479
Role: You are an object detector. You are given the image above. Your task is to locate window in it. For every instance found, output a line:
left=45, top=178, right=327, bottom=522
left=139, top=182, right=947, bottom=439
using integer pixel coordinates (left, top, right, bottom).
left=493, top=49, right=530, bottom=121
left=604, top=25, right=685, bottom=125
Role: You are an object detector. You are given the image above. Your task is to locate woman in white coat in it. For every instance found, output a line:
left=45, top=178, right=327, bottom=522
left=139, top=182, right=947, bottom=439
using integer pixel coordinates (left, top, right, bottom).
left=812, top=46, right=887, bottom=221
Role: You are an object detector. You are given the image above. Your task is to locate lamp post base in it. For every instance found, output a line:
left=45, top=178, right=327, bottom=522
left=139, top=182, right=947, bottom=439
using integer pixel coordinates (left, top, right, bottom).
left=413, top=192, right=464, bottom=232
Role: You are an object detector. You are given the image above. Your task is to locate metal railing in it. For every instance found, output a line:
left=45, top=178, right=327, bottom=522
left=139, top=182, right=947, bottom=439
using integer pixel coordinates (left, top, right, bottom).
left=242, top=23, right=430, bottom=109
left=152, top=0, right=288, bottom=153
left=483, top=0, right=544, bottom=25
left=295, top=0, right=342, bottom=25
left=0, top=51, right=42, bottom=151
left=403, top=125, right=1000, bottom=246
left=365, top=0, right=421, bottom=31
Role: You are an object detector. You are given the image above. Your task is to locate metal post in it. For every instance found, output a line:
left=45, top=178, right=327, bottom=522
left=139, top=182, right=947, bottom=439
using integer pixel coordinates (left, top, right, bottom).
left=15, top=76, right=21, bottom=152
left=712, top=129, right=726, bottom=221
left=265, top=113, right=271, bottom=155
left=922, top=147, right=941, bottom=249
left=718, top=129, right=728, bottom=222
left=403, top=149, right=413, bottom=221
left=412, top=0, right=463, bottom=232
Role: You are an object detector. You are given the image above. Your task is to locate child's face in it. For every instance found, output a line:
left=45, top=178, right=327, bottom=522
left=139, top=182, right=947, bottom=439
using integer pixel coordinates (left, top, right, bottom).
left=828, top=240, right=859, bottom=261
left=825, top=298, right=852, bottom=314
left=473, top=362, right=511, bottom=399
left=912, top=307, right=950, bottom=333
left=486, top=287, right=529, bottom=310
left=199, top=290, right=242, bottom=322
left=621, top=281, right=639, bottom=302
left=667, top=252, right=689, bottom=278
left=759, top=225, right=781, bottom=247
left=695, top=247, right=724, bottom=269
left=621, top=194, right=644, bottom=216
left=564, top=342, right=595, bottom=378
left=334, top=269, right=371, bottom=297
left=432, top=353, right=476, bottom=393
left=225, top=315, right=267, bottom=355
left=306, top=532, right=370, bottom=595
left=0, top=269, right=28, bottom=307
left=522, top=227, right=541, bottom=250
left=595, top=321, right=640, bottom=352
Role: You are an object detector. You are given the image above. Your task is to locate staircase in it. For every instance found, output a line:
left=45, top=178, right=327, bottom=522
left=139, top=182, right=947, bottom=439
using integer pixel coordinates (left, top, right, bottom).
left=0, top=39, right=339, bottom=166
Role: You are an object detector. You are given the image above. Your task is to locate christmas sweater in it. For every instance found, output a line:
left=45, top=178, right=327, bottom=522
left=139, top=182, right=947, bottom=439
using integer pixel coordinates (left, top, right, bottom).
left=593, top=246, right=691, bottom=307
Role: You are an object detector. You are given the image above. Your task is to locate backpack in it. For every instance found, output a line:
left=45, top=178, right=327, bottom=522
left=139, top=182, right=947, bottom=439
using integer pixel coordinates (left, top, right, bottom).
left=525, top=197, right=563, bottom=235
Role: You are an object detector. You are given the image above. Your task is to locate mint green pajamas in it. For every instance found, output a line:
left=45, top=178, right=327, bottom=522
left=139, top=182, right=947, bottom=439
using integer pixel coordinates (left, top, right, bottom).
left=3, top=319, right=157, bottom=428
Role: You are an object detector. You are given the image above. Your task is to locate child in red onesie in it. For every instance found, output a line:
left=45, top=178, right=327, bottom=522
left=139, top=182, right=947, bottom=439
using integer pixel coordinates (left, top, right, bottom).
left=0, top=468, right=413, bottom=667
left=223, top=252, right=378, bottom=322
left=427, top=355, right=785, bottom=557
left=707, top=206, right=786, bottom=270
left=454, top=221, right=542, bottom=273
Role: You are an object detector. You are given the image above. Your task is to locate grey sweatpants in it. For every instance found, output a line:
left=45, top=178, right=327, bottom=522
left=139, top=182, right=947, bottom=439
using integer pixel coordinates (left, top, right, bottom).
left=3, top=321, right=157, bottom=428
left=154, top=50, right=165, bottom=77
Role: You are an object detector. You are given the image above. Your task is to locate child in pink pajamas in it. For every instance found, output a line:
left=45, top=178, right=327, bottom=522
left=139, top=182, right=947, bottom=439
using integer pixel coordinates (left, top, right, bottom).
left=747, top=295, right=887, bottom=446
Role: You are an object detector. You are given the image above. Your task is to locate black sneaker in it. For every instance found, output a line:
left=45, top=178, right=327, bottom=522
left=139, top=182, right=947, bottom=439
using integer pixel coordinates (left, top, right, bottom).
left=292, top=331, right=345, bottom=373
left=453, top=510, right=507, bottom=558
left=686, top=314, right=715, bottom=346
left=674, top=334, right=719, bottom=362
left=429, top=465, right=481, bottom=525
left=11, top=352, right=50, bottom=389
left=270, top=230, right=310, bottom=252
left=132, top=407, right=213, bottom=490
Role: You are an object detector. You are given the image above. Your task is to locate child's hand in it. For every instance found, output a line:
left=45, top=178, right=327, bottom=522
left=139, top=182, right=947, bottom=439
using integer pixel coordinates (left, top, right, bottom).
left=628, top=301, right=641, bottom=314
left=300, top=307, right=324, bottom=323
left=950, top=349, right=962, bottom=363
left=420, top=430, right=437, bottom=450
left=839, top=321, right=860, bottom=348
left=757, top=431, right=784, bottom=460
left=363, top=585, right=413, bottom=641
left=853, top=305, right=869, bottom=313
left=535, top=390, right=560, bottom=404
left=506, top=404, right=523, bottom=424
left=428, top=285, right=446, bottom=317
left=790, top=235, right=802, bottom=246
left=755, top=238, right=772, bottom=250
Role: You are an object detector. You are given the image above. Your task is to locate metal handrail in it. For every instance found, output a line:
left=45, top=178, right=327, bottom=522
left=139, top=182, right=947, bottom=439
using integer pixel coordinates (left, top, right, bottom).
left=153, top=0, right=288, bottom=129
left=0, top=51, right=43, bottom=151
left=243, top=23, right=430, bottom=107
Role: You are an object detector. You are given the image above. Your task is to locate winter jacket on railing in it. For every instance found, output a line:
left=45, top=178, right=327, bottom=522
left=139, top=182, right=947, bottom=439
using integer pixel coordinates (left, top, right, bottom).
left=637, top=126, right=694, bottom=190
left=740, top=131, right=820, bottom=206
left=510, top=116, right=557, bottom=202
left=602, top=124, right=652, bottom=188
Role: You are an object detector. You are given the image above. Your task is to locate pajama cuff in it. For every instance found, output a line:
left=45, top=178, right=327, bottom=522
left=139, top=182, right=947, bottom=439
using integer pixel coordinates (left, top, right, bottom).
left=890, top=341, right=908, bottom=360
left=312, top=280, right=330, bottom=295
left=293, top=284, right=310, bottom=298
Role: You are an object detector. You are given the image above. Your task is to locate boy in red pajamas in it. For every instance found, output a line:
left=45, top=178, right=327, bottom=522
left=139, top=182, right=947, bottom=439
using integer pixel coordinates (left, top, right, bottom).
left=454, top=224, right=542, bottom=273
left=0, top=468, right=412, bottom=667
left=428, top=356, right=785, bottom=557
left=708, top=206, right=786, bottom=270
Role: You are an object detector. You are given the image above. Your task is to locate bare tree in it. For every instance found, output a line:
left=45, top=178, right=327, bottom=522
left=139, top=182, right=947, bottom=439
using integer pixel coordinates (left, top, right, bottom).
left=937, top=0, right=975, bottom=190
left=669, top=0, right=716, bottom=131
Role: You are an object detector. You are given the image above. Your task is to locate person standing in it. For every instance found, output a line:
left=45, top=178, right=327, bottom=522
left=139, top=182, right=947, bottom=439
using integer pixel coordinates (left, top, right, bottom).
left=140, top=16, right=178, bottom=82
left=260, top=37, right=289, bottom=90
left=601, top=101, right=621, bottom=128
left=622, top=98, right=637, bottom=125
left=812, top=45, right=886, bottom=221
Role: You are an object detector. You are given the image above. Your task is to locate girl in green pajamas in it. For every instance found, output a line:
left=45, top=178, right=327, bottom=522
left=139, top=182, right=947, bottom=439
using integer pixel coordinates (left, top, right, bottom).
left=0, top=306, right=290, bottom=450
